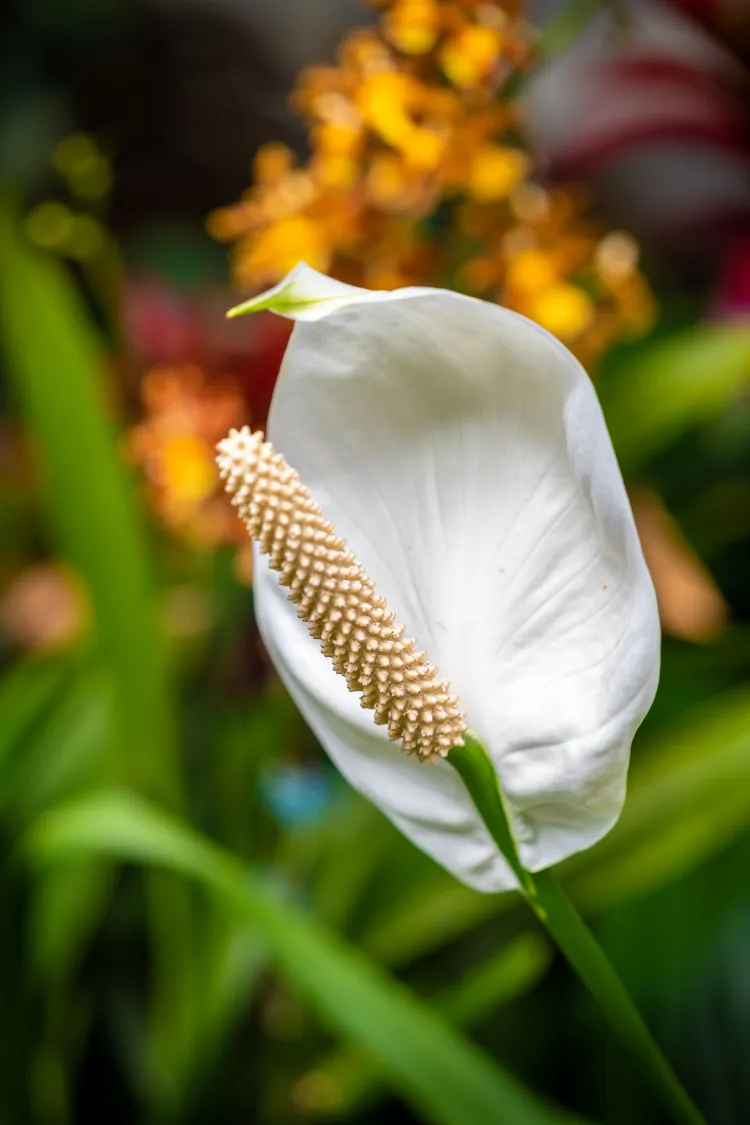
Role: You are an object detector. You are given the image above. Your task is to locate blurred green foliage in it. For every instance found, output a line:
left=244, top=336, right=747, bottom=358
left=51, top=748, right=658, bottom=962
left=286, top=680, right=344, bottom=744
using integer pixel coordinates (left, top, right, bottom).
left=1, top=163, right=750, bottom=1125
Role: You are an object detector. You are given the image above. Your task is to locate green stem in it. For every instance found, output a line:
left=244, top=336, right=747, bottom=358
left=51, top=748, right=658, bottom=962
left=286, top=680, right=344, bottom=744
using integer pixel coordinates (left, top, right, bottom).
left=448, top=734, right=706, bottom=1125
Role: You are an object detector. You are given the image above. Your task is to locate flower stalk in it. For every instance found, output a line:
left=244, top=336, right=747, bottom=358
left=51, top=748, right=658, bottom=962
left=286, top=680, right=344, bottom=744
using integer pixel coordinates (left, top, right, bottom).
left=450, top=734, right=707, bottom=1125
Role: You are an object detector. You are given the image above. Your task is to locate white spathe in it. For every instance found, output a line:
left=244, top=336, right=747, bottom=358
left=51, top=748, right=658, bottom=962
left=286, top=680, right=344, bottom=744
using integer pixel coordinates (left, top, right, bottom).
left=238, top=263, right=661, bottom=893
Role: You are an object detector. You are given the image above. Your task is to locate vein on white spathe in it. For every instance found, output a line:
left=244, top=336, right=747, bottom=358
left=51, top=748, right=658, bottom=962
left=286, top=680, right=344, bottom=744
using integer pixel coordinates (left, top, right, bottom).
left=240, top=263, right=661, bottom=893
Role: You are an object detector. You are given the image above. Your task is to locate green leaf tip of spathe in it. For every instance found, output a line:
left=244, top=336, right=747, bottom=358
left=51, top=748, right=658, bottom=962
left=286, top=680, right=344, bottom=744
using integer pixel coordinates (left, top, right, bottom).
left=225, top=263, right=311, bottom=319
left=226, top=287, right=338, bottom=319
left=225, top=261, right=364, bottom=320
left=226, top=292, right=320, bottom=319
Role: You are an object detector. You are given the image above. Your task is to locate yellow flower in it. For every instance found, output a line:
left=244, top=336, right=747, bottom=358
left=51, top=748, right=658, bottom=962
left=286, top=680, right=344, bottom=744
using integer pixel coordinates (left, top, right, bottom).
left=357, top=71, right=420, bottom=147
left=253, top=142, right=295, bottom=185
left=235, top=216, right=330, bottom=286
left=313, top=152, right=360, bottom=189
left=527, top=283, right=595, bottom=340
left=504, top=249, right=558, bottom=294
left=210, top=0, right=657, bottom=371
left=341, top=27, right=394, bottom=76
left=383, top=0, right=442, bottom=55
left=206, top=203, right=257, bottom=242
left=366, top=152, right=412, bottom=207
left=313, top=121, right=363, bottom=157
left=357, top=70, right=446, bottom=169
left=406, top=128, right=446, bottom=170
left=261, top=171, right=317, bottom=224
left=440, top=25, right=503, bottom=88
left=162, top=435, right=217, bottom=505
left=466, top=145, right=528, bottom=201
left=129, top=364, right=250, bottom=546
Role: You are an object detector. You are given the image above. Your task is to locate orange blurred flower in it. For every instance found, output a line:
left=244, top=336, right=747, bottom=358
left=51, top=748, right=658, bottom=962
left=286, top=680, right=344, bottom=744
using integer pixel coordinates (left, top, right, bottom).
left=383, top=0, right=442, bottom=55
left=0, top=563, right=88, bottom=652
left=440, top=24, right=504, bottom=88
left=128, top=364, right=250, bottom=554
left=209, top=0, right=657, bottom=369
left=631, top=489, right=728, bottom=643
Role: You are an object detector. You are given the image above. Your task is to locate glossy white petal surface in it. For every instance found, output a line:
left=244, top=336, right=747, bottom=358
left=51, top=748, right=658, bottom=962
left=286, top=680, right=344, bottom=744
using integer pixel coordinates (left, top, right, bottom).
left=251, top=265, right=660, bottom=892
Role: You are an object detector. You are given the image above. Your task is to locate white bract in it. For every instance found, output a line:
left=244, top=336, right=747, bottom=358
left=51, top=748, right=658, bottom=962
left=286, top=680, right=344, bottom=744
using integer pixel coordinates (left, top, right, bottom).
left=231, top=263, right=660, bottom=893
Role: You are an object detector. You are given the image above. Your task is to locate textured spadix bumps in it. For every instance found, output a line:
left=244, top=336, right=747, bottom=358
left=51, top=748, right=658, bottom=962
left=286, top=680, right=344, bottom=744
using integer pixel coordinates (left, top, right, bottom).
left=217, top=427, right=466, bottom=759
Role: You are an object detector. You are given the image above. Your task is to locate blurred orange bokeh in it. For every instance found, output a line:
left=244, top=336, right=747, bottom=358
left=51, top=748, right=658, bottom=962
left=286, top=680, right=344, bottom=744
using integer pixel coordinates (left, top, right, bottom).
left=208, top=0, right=657, bottom=369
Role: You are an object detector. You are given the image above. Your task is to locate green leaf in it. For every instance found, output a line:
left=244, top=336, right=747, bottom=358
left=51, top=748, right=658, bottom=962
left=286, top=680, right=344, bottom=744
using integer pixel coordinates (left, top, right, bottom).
left=24, top=790, right=585, bottom=1125
left=364, top=874, right=499, bottom=964
left=305, top=933, right=552, bottom=1119
left=438, top=931, right=551, bottom=1025
left=567, top=685, right=750, bottom=910
left=0, top=203, right=175, bottom=797
left=598, top=325, right=750, bottom=473
left=30, top=861, right=113, bottom=986
left=536, top=0, right=603, bottom=61
left=0, top=655, right=73, bottom=780
left=0, top=667, right=113, bottom=823
left=0, top=202, right=199, bottom=1106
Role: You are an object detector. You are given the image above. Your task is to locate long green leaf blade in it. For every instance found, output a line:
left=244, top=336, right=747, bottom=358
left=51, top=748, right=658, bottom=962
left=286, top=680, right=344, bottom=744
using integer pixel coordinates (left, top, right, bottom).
left=599, top=326, right=750, bottom=473
left=24, top=789, right=586, bottom=1125
left=304, top=933, right=552, bottom=1119
left=0, top=205, right=174, bottom=795
left=567, top=685, right=750, bottom=909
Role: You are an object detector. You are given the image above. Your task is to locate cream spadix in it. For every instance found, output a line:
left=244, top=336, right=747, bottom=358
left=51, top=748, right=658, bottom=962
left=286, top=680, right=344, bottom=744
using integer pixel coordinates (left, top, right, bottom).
left=220, top=263, right=661, bottom=893
left=217, top=428, right=467, bottom=760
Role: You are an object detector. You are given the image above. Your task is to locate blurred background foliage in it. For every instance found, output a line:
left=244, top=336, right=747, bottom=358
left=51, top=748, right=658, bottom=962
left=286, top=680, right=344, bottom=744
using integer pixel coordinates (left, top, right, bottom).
left=1, top=0, right=750, bottom=1123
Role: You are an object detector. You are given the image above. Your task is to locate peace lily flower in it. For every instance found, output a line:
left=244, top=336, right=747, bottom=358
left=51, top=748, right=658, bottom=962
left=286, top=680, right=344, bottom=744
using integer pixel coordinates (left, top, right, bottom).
left=217, top=263, right=660, bottom=894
